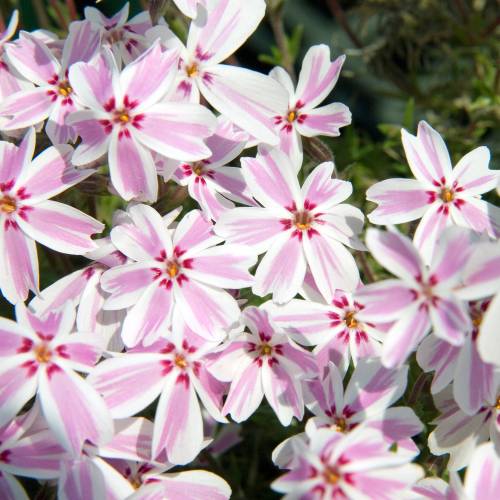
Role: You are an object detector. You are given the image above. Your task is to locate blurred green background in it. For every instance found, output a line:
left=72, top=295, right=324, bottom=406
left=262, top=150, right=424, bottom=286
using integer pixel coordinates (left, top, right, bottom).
left=0, top=0, right=498, bottom=497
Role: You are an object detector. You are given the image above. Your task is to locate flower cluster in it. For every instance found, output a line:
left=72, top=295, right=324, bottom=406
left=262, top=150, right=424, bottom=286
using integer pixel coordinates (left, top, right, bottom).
left=0, top=2, right=499, bottom=499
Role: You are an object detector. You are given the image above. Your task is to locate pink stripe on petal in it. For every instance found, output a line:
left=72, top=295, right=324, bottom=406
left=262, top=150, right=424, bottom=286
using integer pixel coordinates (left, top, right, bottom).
left=152, top=373, right=203, bottom=464
left=190, top=176, right=233, bottom=221
left=101, top=262, right=153, bottom=310
left=38, top=366, right=113, bottom=455
left=413, top=203, right=449, bottom=265
left=0, top=222, right=38, bottom=304
left=464, top=443, right=500, bottom=499
left=17, top=200, right=103, bottom=255
left=61, top=20, right=101, bottom=71
left=122, top=282, right=174, bottom=347
left=135, top=103, right=214, bottom=162
left=366, top=228, right=422, bottom=282
left=366, top=178, right=429, bottom=224
left=108, top=130, right=158, bottom=202
left=416, top=121, right=453, bottom=181
left=452, top=146, right=497, bottom=196
left=45, top=98, right=77, bottom=145
left=0, top=364, right=38, bottom=427
left=295, top=47, right=345, bottom=109
left=382, top=304, right=431, bottom=368
left=430, top=298, right=469, bottom=346
left=253, top=232, right=307, bottom=304
left=0, top=88, right=52, bottom=131
left=173, top=209, right=219, bottom=254
left=453, top=198, right=500, bottom=238
left=0, top=473, right=28, bottom=500
left=297, top=102, right=351, bottom=137
left=18, top=145, right=91, bottom=202
left=5, top=32, right=60, bottom=86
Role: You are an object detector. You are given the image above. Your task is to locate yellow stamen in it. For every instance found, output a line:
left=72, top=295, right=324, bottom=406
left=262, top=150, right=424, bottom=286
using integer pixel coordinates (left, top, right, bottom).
left=175, top=354, right=188, bottom=369
left=323, top=467, right=340, bottom=484
left=333, top=417, right=347, bottom=433
left=58, top=82, right=73, bottom=97
left=119, top=113, right=130, bottom=123
left=167, top=262, right=179, bottom=278
left=186, top=62, right=199, bottom=78
left=34, top=343, right=51, bottom=363
left=495, top=396, right=500, bottom=411
left=287, top=110, right=296, bottom=123
left=294, top=211, right=312, bottom=231
left=344, top=311, right=358, bottom=329
left=440, top=188, right=454, bottom=203
left=193, top=163, right=203, bottom=176
left=0, top=195, right=16, bottom=214
left=261, top=344, right=272, bottom=356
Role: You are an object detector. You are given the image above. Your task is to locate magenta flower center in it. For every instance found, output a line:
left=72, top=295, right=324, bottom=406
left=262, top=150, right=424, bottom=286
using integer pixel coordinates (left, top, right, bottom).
left=33, top=343, right=52, bottom=363
left=0, top=195, right=16, bottom=214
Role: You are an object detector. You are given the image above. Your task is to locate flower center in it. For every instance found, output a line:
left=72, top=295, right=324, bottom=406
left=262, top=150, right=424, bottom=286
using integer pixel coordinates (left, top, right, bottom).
left=323, top=466, right=340, bottom=484
left=344, top=311, right=358, bottom=329
left=192, top=162, right=204, bottom=176
left=0, top=195, right=16, bottom=214
left=333, top=417, right=347, bottom=432
left=166, top=261, right=179, bottom=278
left=114, top=110, right=130, bottom=123
left=287, top=110, right=297, bottom=123
left=174, top=354, right=188, bottom=369
left=293, top=210, right=313, bottom=231
left=34, top=343, right=52, bottom=363
left=58, top=81, right=73, bottom=97
left=440, top=187, right=454, bottom=203
left=106, top=29, right=124, bottom=44
left=260, top=344, right=273, bottom=356
left=186, top=61, right=199, bottom=78
left=471, top=309, right=483, bottom=329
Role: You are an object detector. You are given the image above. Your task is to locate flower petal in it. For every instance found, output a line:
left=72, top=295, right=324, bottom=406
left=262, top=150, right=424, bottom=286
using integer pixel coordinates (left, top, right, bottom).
left=296, top=102, right=351, bottom=137
left=452, top=146, right=497, bottom=196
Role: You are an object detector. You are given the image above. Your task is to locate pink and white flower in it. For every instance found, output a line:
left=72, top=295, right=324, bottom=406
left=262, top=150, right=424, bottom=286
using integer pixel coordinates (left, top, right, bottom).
left=168, top=117, right=254, bottom=220
left=89, top=319, right=227, bottom=464
left=100, top=204, right=255, bottom=346
left=417, top=299, right=497, bottom=415
left=273, top=360, right=422, bottom=468
left=68, top=42, right=216, bottom=201
left=428, top=381, right=500, bottom=470
left=414, top=442, right=500, bottom=500
left=0, top=304, right=113, bottom=455
left=84, top=2, right=153, bottom=65
left=0, top=10, right=34, bottom=120
left=0, top=408, right=65, bottom=500
left=156, top=0, right=288, bottom=144
left=30, top=237, right=128, bottom=352
left=208, top=306, right=317, bottom=425
left=271, top=425, right=423, bottom=499
left=270, top=44, right=351, bottom=162
left=0, top=20, right=101, bottom=143
left=367, top=121, right=500, bottom=262
left=0, top=128, right=103, bottom=304
left=356, top=227, right=472, bottom=368
left=216, top=148, right=364, bottom=303
left=267, top=281, right=385, bottom=376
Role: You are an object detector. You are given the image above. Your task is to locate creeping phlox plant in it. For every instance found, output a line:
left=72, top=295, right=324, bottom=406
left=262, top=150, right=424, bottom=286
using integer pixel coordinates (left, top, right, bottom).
left=0, top=1, right=499, bottom=499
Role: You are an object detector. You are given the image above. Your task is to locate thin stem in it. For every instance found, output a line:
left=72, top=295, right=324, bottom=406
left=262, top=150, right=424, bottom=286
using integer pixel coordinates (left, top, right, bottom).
left=51, top=0, right=68, bottom=31
left=407, top=372, right=430, bottom=406
left=268, top=4, right=296, bottom=81
left=326, top=0, right=363, bottom=49
left=66, top=0, right=78, bottom=21
left=356, top=251, right=375, bottom=283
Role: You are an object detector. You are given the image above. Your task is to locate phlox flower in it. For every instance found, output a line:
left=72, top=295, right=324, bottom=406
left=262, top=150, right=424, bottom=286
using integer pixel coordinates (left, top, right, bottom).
left=68, top=42, right=216, bottom=201
left=414, top=442, right=500, bottom=500
left=0, top=20, right=101, bottom=143
left=208, top=306, right=317, bottom=425
left=356, top=227, right=473, bottom=368
left=0, top=128, right=103, bottom=304
left=428, top=380, right=500, bottom=471
left=100, top=203, right=255, bottom=346
left=453, top=239, right=500, bottom=367
left=367, top=120, right=500, bottom=262
left=89, top=318, right=227, bottom=464
left=417, top=299, right=497, bottom=416
left=84, top=2, right=153, bottom=66
left=153, top=0, right=288, bottom=144
left=271, top=425, right=423, bottom=499
left=30, top=237, right=128, bottom=352
left=0, top=304, right=113, bottom=456
left=0, top=407, right=64, bottom=500
left=270, top=44, right=351, bottom=163
left=216, top=148, right=364, bottom=304
left=273, top=360, right=423, bottom=468
left=0, top=11, right=33, bottom=114
left=167, top=117, right=254, bottom=221
left=267, top=275, right=385, bottom=376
